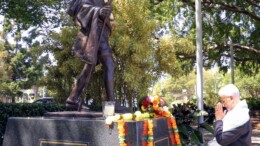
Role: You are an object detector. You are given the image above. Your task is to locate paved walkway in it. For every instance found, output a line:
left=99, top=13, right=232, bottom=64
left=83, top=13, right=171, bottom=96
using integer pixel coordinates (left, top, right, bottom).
left=252, top=130, right=260, bottom=145
left=203, top=129, right=260, bottom=146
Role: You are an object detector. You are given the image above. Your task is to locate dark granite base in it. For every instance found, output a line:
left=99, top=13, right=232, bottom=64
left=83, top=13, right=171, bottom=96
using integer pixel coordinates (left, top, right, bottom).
left=44, top=111, right=104, bottom=119
left=3, top=116, right=173, bottom=146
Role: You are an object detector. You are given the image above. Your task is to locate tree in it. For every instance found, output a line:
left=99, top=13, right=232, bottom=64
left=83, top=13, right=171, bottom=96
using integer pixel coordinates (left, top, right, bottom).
left=43, top=0, right=193, bottom=108
left=154, top=35, right=196, bottom=76
left=236, top=73, right=260, bottom=98
left=0, top=0, right=63, bottom=102
left=43, top=27, right=82, bottom=103
left=152, top=69, right=224, bottom=107
left=0, top=32, right=12, bottom=98
left=0, top=40, right=47, bottom=102
left=150, top=0, right=260, bottom=75
left=111, top=0, right=195, bottom=107
left=43, top=0, right=159, bottom=107
left=222, top=69, right=260, bottom=99
left=0, top=0, right=64, bottom=29
left=110, top=0, right=158, bottom=107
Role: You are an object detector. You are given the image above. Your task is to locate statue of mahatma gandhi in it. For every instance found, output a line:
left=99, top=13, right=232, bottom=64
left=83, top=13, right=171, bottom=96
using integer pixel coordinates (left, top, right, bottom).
left=66, top=0, right=127, bottom=112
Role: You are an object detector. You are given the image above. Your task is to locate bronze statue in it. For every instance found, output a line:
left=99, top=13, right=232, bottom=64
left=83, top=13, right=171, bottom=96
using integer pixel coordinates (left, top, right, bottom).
left=66, top=0, right=126, bottom=112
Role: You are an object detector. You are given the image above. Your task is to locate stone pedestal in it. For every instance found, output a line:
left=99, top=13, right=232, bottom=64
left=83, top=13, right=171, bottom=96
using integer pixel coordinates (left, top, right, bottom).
left=3, top=113, right=173, bottom=146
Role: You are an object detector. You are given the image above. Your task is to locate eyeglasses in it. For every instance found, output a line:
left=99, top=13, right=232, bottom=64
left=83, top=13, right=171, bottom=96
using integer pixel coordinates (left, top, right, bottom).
left=219, top=96, right=232, bottom=105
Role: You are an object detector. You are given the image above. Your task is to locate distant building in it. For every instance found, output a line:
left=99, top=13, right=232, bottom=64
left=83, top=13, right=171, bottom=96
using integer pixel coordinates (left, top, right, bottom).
left=19, top=89, right=39, bottom=103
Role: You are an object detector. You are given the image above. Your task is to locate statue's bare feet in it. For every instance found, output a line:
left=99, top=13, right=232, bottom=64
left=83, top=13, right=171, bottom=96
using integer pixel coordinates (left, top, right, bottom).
left=115, top=103, right=130, bottom=113
left=66, top=97, right=90, bottom=112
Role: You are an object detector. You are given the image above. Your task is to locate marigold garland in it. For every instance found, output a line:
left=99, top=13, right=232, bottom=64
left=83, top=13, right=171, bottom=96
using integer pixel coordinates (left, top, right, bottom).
left=142, top=120, right=154, bottom=146
left=117, top=120, right=129, bottom=146
left=147, top=120, right=154, bottom=146
left=167, top=117, right=182, bottom=146
left=142, top=120, right=148, bottom=146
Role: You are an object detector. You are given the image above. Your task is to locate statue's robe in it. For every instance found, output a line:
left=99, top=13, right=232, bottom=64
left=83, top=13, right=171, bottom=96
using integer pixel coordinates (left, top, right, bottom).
left=67, top=0, right=112, bottom=64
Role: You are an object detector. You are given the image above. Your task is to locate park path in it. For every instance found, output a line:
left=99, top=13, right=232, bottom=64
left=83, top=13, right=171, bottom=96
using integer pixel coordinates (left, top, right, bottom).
left=203, top=110, right=260, bottom=145
left=203, top=129, right=260, bottom=146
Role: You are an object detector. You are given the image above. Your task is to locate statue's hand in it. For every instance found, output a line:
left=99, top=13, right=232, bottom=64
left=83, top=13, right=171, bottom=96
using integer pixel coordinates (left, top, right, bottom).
left=100, top=6, right=112, bottom=18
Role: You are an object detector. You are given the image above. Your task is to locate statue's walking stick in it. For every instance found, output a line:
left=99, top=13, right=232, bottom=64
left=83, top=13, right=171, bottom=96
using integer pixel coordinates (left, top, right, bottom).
left=97, top=0, right=113, bottom=47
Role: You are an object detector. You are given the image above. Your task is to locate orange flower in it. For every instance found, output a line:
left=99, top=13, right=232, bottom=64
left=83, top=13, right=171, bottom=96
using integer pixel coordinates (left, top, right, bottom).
left=161, top=111, right=170, bottom=117
left=142, top=142, right=147, bottom=146
left=175, top=133, right=181, bottom=144
left=170, top=134, right=176, bottom=144
left=167, top=119, right=172, bottom=129
left=147, top=141, right=153, bottom=146
left=170, top=118, right=177, bottom=129
left=147, top=120, right=154, bottom=135
left=153, top=99, right=159, bottom=105
left=148, top=130, right=153, bottom=135
left=153, top=105, right=159, bottom=111
left=143, top=120, right=148, bottom=135
left=120, top=143, right=128, bottom=146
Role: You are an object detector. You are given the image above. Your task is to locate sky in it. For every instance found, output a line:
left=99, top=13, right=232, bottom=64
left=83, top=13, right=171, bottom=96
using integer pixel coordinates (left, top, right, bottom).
left=0, top=15, right=17, bottom=44
left=0, top=15, right=57, bottom=66
left=0, top=15, right=3, bottom=31
left=0, top=16, right=3, bottom=43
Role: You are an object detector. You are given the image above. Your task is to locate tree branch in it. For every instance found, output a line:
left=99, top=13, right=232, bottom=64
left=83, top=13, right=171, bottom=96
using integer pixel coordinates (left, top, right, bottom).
left=245, top=0, right=260, bottom=9
left=233, top=44, right=260, bottom=55
left=176, top=54, right=195, bottom=59
left=213, top=43, right=260, bottom=59
left=202, top=0, right=260, bottom=22
left=214, top=43, right=260, bottom=55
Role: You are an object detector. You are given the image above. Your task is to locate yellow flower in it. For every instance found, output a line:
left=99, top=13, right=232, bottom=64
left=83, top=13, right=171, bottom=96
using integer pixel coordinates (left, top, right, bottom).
left=122, top=113, right=133, bottom=120
left=141, top=105, right=147, bottom=111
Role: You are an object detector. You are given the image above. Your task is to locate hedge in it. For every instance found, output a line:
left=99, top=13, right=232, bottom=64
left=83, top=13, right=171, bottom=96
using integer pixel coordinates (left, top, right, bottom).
left=0, top=103, right=69, bottom=146
left=245, top=98, right=260, bottom=110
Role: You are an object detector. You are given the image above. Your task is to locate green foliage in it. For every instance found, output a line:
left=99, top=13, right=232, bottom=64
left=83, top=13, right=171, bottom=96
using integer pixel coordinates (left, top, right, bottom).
left=150, top=0, right=260, bottom=75
left=245, top=98, right=260, bottom=111
left=43, top=0, right=182, bottom=107
left=1, top=0, right=258, bottom=110
left=155, top=35, right=196, bottom=76
left=43, top=27, right=81, bottom=102
left=171, top=102, right=214, bottom=145
left=0, top=102, right=69, bottom=145
left=0, top=0, right=60, bottom=101
left=1, top=0, right=64, bottom=29
left=221, top=69, right=260, bottom=99
left=110, top=0, right=158, bottom=105
left=109, top=0, right=192, bottom=107
left=0, top=41, right=45, bottom=100
left=152, top=69, right=224, bottom=107
left=236, top=74, right=260, bottom=99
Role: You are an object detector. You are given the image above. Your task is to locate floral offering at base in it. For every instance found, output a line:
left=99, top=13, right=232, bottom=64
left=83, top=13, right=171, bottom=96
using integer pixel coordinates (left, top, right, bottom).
left=105, top=95, right=182, bottom=146
left=139, top=95, right=172, bottom=118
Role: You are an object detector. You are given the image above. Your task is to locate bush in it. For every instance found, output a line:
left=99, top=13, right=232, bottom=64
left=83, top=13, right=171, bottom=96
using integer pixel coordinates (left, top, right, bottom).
left=0, top=103, right=69, bottom=146
left=245, top=98, right=260, bottom=110
left=171, top=102, right=214, bottom=145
